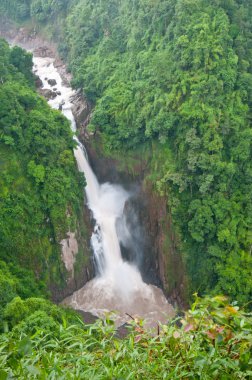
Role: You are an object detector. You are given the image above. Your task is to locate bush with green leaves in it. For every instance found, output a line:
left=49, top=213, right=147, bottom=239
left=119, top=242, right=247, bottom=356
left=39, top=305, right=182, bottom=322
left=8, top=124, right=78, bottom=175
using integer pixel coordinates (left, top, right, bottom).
left=0, top=295, right=251, bottom=379
left=0, top=261, right=45, bottom=329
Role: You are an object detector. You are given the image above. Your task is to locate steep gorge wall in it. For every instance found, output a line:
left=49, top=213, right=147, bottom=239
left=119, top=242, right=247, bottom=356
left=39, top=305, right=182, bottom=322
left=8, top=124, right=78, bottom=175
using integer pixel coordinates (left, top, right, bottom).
left=45, top=67, right=188, bottom=307
left=75, top=97, right=188, bottom=307
left=0, top=20, right=188, bottom=308
left=48, top=204, right=94, bottom=303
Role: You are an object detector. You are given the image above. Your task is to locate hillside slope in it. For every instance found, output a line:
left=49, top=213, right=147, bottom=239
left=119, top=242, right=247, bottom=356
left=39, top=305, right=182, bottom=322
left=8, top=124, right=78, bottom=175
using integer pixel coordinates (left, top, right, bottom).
left=0, top=38, right=91, bottom=320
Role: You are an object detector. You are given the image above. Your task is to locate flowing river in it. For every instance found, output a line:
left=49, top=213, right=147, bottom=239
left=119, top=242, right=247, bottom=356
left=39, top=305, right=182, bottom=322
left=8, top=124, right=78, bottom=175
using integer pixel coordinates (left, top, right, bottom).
left=33, top=54, right=174, bottom=327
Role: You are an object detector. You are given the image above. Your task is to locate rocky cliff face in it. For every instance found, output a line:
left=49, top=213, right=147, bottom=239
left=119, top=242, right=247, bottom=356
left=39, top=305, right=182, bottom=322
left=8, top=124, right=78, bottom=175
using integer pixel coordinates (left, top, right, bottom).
left=143, top=185, right=188, bottom=308
left=72, top=97, right=188, bottom=307
left=49, top=204, right=94, bottom=303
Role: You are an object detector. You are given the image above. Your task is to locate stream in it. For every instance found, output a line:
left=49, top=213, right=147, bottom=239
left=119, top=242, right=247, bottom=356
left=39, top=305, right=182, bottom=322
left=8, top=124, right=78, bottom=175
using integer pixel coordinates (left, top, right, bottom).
left=33, top=54, right=174, bottom=328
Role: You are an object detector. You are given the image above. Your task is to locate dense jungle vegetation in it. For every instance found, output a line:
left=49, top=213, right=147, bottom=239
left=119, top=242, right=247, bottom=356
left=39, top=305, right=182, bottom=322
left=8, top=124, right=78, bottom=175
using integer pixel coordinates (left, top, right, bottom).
left=61, top=0, right=252, bottom=306
left=2, top=0, right=251, bottom=305
left=0, top=1, right=252, bottom=377
left=0, top=38, right=85, bottom=323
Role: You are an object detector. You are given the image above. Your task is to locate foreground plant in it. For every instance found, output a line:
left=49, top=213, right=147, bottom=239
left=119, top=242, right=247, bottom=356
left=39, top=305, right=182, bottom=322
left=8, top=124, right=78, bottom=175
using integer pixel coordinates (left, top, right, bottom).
left=0, top=295, right=251, bottom=379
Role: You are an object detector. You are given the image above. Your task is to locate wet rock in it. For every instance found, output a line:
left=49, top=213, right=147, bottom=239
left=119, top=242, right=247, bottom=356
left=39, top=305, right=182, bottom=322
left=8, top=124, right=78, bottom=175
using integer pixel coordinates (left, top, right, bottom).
left=84, top=141, right=188, bottom=309
left=71, top=90, right=92, bottom=130
left=34, top=74, right=43, bottom=88
left=120, top=194, right=161, bottom=287
left=115, top=323, right=131, bottom=339
left=54, top=57, right=64, bottom=68
left=61, top=232, right=79, bottom=277
left=48, top=78, right=57, bottom=86
left=56, top=91, right=61, bottom=96
left=34, top=46, right=54, bottom=58
left=59, top=100, right=65, bottom=110
left=76, top=310, right=98, bottom=324
left=39, top=88, right=57, bottom=100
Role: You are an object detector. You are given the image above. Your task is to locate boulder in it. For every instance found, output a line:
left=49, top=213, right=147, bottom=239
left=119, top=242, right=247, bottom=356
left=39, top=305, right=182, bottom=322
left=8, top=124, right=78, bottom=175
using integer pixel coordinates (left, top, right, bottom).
left=39, top=88, right=57, bottom=100
left=34, top=46, right=54, bottom=58
left=47, top=78, right=57, bottom=86
left=59, top=100, right=65, bottom=110
left=71, top=90, right=92, bottom=128
left=34, top=75, right=43, bottom=88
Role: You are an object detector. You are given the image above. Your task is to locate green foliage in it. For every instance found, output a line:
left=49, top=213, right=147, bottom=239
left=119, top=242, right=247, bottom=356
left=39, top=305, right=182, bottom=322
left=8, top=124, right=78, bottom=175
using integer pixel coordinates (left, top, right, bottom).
left=55, top=0, right=252, bottom=305
left=9, top=46, right=34, bottom=85
left=0, top=0, right=71, bottom=22
left=0, top=39, right=85, bottom=305
left=3, top=297, right=73, bottom=330
left=0, top=264, right=19, bottom=324
left=0, top=261, right=45, bottom=329
left=0, top=295, right=251, bottom=379
left=30, top=0, right=67, bottom=22
left=0, top=0, right=31, bottom=21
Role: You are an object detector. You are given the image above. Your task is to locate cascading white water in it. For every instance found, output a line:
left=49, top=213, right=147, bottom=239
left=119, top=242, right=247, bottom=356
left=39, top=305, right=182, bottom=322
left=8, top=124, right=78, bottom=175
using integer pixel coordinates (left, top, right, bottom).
left=33, top=56, right=174, bottom=327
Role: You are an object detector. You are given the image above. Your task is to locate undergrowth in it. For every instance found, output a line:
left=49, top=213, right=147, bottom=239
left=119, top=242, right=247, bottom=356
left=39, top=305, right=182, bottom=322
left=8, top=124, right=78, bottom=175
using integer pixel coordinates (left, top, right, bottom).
left=0, top=295, right=251, bottom=379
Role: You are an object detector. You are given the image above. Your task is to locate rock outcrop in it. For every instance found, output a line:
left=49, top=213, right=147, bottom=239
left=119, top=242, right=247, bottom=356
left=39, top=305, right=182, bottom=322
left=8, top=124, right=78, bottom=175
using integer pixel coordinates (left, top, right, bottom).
left=71, top=90, right=92, bottom=135
left=61, top=232, right=79, bottom=276
left=34, top=75, right=43, bottom=88
left=47, top=78, right=57, bottom=86
left=83, top=137, right=188, bottom=308
left=49, top=205, right=94, bottom=303
left=38, top=88, right=57, bottom=100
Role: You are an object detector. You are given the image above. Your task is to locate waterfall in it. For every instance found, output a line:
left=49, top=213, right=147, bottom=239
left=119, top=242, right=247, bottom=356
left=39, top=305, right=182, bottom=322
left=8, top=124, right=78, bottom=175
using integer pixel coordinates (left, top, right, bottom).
left=33, top=56, right=174, bottom=327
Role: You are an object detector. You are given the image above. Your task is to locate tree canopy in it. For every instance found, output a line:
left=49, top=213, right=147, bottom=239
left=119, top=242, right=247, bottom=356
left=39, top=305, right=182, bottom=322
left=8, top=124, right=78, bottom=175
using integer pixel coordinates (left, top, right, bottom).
left=58, top=0, right=252, bottom=305
left=0, top=39, right=85, bottom=325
